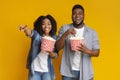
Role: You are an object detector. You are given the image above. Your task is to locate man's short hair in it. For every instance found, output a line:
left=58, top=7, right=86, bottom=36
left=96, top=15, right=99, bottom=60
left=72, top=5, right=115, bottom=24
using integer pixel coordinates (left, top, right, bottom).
left=72, top=4, right=84, bottom=13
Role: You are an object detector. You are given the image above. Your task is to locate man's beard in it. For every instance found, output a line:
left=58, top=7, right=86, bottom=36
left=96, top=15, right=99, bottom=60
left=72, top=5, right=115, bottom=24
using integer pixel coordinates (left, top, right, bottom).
left=73, top=20, right=83, bottom=27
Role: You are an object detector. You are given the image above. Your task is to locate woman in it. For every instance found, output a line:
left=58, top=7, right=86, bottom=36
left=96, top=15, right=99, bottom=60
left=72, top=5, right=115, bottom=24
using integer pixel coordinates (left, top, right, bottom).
left=19, top=14, right=58, bottom=80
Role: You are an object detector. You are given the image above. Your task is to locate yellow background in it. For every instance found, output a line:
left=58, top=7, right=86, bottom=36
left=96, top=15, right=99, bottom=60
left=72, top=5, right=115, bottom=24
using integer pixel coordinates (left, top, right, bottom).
left=0, top=0, right=120, bottom=80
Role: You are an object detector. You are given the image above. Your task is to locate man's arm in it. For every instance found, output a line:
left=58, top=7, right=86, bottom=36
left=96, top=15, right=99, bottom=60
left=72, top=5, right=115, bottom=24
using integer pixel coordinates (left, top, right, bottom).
left=56, top=31, right=68, bottom=51
left=78, top=43, right=100, bottom=57
left=56, top=28, right=76, bottom=51
left=78, top=30, right=100, bottom=57
left=87, top=49, right=100, bottom=57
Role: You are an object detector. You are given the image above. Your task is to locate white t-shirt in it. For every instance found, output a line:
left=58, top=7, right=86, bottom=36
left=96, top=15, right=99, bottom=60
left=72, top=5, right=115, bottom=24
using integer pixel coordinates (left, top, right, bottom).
left=72, top=26, right=84, bottom=71
left=32, top=51, right=49, bottom=72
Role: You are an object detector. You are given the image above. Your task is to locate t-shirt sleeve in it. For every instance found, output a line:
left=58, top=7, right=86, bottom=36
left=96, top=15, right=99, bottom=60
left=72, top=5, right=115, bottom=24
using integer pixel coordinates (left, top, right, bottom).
left=92, top=31, right=100, bottom=50
left=57, top=26, right=65, bottom=40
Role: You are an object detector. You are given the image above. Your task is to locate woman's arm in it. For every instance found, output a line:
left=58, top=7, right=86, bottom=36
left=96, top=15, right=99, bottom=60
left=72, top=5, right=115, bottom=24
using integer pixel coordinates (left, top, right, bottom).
left=19, top=25, right=32, bottom=37
left=48, top=52, right=57, bottom=59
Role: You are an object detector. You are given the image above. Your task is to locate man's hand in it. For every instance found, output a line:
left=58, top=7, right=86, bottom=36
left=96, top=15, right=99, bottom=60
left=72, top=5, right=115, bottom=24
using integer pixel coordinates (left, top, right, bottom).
left=77, top=43, right=99, bottom=57
left=65, top=28, right=76, bottom=36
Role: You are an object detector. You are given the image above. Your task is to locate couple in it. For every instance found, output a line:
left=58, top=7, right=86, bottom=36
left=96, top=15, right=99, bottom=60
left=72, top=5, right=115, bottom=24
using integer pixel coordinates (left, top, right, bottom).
left=19, top=4, right=100, bottom=80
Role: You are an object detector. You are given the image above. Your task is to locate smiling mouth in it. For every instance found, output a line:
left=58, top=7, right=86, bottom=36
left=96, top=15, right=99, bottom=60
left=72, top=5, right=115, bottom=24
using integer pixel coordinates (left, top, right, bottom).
left=75, top=18, right=81, bottom=21
left=44, top=28, right=49, bottom=30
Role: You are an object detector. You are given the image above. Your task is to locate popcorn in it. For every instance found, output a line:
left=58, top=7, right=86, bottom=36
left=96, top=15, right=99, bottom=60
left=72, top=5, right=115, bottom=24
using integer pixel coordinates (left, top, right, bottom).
left=70, top=36, right=84, bottom=51
left=41, top=36, right=56, bottom=52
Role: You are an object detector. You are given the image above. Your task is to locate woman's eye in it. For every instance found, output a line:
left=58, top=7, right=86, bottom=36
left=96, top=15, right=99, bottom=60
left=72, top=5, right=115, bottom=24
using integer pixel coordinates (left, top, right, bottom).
left=42, top=23, right=45, bottom=25
left=48, top=23, right=51, bottom=25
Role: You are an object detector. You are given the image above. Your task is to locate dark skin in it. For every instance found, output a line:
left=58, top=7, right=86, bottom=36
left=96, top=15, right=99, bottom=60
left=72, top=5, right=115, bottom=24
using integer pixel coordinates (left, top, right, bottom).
left=56, top=8, right=99, bottom=57
left=19, top=24, right=56, bottom=58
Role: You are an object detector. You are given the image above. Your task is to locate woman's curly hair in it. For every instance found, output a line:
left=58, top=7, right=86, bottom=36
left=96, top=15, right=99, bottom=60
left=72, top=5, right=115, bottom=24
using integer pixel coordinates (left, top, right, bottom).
left=33, top=14, right=57, bottom=36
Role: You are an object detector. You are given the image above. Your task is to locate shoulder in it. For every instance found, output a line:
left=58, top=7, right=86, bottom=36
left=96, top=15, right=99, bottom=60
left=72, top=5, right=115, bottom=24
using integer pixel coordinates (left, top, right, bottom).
left=84, top=25, right=98, bottom=34
left=59, top=23, right=73, bottom=31
left=51, top=35, right=57, bottom=40
left=61, top=23, right=72, bottom=28
left=32, top=30, right=42, bottom=39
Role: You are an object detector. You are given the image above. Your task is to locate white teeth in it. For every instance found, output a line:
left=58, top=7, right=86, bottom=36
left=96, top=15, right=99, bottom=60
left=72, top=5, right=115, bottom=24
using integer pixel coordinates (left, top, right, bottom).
left=45, top=28, right=48, bottom=30
left=76, top=18, right=80, bottom=20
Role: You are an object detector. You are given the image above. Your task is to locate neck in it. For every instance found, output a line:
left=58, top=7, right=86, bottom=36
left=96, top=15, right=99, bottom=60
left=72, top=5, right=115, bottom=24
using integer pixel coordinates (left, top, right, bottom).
left=73, top=23, right=84, bottom=29
left=43, top=34, right=50, bottom=36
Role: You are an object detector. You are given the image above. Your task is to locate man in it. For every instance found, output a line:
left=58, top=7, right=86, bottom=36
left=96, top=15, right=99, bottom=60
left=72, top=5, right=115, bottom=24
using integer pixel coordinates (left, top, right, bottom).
left=56, top=4, right=100, bottom=80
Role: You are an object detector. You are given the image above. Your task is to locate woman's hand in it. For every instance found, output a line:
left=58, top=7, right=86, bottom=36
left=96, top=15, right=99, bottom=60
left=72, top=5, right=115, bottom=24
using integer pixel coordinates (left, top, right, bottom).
left=47, top=51, right=56, bottom=58
left=18, top=25, right=32, bottom=37
left=19, top=25, right=27, bottom=32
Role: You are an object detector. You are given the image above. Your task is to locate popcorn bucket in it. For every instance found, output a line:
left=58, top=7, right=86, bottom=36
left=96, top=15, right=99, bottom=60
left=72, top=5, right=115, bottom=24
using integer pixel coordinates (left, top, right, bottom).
left=70, top=36, right=84, bottom=51
left=41, top=36, right=56, bottom=52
